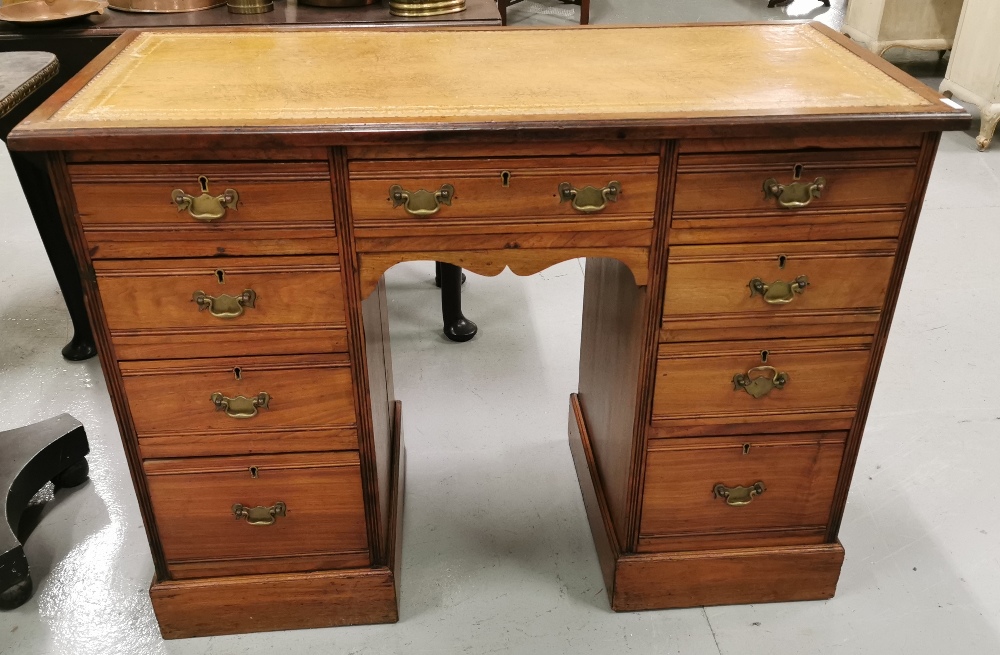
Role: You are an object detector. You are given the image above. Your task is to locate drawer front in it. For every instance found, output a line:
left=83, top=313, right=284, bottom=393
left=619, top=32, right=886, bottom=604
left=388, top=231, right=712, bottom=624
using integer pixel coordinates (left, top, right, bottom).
left=144, top=452, right=369, bottom=577
left=662, top=241, right=895, bottom=340
left=638, top=433, right=846, bottom=552
left=96, top=256, right=346, bottom=360
left=121, top=354, right=357, bottom=445
left=673, top=149, right=919, bottom=214
left=69, top=162, right=336, bottom=258
left=651, top=338, right=872, bottom=428
left=669, top=148, right=918, bottom=244
left=349, top=156, right=659, bottom=226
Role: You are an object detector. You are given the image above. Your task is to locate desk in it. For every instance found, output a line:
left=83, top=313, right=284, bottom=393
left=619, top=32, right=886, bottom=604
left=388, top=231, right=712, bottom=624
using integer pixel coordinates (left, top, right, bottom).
left=0, top=0, right=501, bottom=360
left=9, top=23, right=969, bottom=639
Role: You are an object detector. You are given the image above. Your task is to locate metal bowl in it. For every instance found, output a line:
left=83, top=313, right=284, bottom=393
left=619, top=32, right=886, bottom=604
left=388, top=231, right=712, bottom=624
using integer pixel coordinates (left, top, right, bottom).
left=107, top=0, right=224, bottom=12
left=0, top=0, right=108, bottom=24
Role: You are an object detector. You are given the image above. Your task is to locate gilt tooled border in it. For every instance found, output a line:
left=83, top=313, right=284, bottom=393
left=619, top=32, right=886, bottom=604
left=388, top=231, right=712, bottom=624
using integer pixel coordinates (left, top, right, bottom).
left=0, top=57, right=59, bottom=121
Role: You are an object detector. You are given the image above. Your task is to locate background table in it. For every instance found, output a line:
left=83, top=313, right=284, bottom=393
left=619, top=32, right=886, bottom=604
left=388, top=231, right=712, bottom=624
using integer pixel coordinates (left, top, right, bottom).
left=0, top=0, right=501, bottom=360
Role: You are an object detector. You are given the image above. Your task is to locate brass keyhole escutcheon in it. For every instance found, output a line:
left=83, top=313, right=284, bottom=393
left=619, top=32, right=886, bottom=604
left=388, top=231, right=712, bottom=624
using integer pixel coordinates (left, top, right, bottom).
left=501, top=170, right=511, bottom=187
left=249, top=466, right=259, bottom=479
left=216, top=269, right=225, bottom=284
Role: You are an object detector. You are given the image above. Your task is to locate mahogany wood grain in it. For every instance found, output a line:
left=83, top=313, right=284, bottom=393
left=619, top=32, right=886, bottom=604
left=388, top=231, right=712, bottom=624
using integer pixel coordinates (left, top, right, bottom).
left=150, top=567, right=398, bottom=639
left=568, top=394, right=620, bottom=599
left=652, top=337, right=873, bottom=428
left=668, top=207, right=906, bottom=246
left=349, top=155, right=659, bottom=224
left=355, top=228, right=653, bottom=253
left=677, top=134, right=923, bottom=153
left=638, top=433, right=846, bottom=552
left=95, top=256, right=346, bottom=360
left=363, top=277, right=395, bottom=563
left=612, top=542, right=845, bottom=611
left=673, top=148, right=919, bottom=215
left=345, top=141, right=661, bottom=160
left=662, top=240, right=895, bottom=339
left=358, top=247, right=649, bottom=300
left=144, top=452, right=368, bottom=577
left=576, top=259, right=647, bottom=548
left=46, top=152, right=170, bottom=581
left=332, top=147, right=385, bottom=564
left=69, top=161, right=336, bottom=259
left=120, top=354, right=358, bottom=446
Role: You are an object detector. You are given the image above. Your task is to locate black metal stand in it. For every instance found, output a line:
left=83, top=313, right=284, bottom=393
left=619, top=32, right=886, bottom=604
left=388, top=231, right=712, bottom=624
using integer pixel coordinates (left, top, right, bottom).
left=1, top=414, right=90, bottom=610
left=435, top=262, right=477, bottom=342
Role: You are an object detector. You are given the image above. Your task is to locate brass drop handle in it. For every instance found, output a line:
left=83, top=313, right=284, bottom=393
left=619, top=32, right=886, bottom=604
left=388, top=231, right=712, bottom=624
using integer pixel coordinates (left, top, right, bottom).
left=171, top=186, right=239, bottom=222
left=211, top=391, right=270, bottom=419
left=714, top=482, right=766, bottom=507
left=192, top=289, right=256, bottom=319
left=232, top=501, right=286, bottom=526
left=389, top=183, right=455, bottom=216
left=558, top=181, right=621, bottom=213
left=733, top=366, right=788, bottom=399
left=763, top=177, right=826, bottom=209
left=749, top=275, right=809, bottom=304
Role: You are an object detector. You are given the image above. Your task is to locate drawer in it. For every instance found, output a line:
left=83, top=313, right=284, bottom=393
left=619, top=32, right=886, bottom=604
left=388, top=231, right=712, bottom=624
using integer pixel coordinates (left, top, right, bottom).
left=144, top=452, right=369, bottom=578
left=670, top=148, right=919, bottom=244
left=661, top=240, right=895, bottom=341
left=349, top=156, right=659, bottom=229
left=95, top=256, right=347, bottom=360
left=651, top=337, right=872, bottom=432
left=638, top=433, right=846, bottom=552
left=121, top=354, right=358, bottom=456
left=69, top=162, right=337, bottom=258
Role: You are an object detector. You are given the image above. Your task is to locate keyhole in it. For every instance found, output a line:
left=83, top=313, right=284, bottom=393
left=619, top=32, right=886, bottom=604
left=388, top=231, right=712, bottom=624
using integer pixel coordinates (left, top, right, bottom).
left=199, top=175, right=209, bottom=193
left=743, top=443, right=751, bottom=455
left=249, top=466, right=259, bottom=479
left=233, top=367, right=242, bottom=381
left=760, top=350, right=769, bottom=363
left=501, top=171, right=511, bottom=188
left=216, top=269, right=225, bottom=284
left=778, top=255, right=787, bottom=269
left=793, top=164, right=804, bottom=180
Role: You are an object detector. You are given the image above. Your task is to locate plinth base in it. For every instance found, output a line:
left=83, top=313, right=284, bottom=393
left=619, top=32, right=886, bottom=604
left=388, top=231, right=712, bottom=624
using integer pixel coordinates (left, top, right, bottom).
left=567, top=393, right=845, bottom=611
left=151, top=402, right=406, bottom=639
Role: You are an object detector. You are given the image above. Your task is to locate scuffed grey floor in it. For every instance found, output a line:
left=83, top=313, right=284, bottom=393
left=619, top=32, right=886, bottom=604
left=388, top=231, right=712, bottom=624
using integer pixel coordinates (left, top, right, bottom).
left=3, top=1, right=1000, bottom=653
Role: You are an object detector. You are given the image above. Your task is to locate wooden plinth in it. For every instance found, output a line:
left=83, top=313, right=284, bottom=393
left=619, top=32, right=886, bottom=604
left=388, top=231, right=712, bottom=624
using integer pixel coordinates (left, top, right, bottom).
left=567, top=393, right=845, bottom=611
left=150, top=401, right=406, bottom=639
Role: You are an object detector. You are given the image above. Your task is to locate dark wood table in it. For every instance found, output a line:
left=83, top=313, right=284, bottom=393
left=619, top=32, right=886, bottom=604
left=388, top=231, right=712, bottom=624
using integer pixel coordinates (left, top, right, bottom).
left=0, top=0, right=499, bottom=359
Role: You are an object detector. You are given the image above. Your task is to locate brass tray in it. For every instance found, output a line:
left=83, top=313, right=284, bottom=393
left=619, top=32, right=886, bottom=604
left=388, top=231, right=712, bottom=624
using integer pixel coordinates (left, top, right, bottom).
left=108, top=0, right=223, bottom=12
left=0, top=0, right=108, bottom=24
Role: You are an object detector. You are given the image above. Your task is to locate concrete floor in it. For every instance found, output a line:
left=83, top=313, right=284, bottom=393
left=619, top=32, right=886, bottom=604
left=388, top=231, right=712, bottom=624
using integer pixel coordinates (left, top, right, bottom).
left=2, top=1, right=1000, bottom=654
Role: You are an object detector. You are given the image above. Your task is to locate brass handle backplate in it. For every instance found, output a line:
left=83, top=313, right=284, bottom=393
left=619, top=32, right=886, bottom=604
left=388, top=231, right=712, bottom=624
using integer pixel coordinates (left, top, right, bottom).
left=171, top=182, right=239, bottom=222
left=558, top=181, right=621, bottom=213
left=192, top=289, right=256, bottom=318
left=733, top=366, right=788, bottom=399
left=390, top=183, right=454, bottom=216
left=232, top=501, right=286, bottom=526
left=211, top=391, right=270, bottom=419
left=749, top=275, right=809, bottom=304
left=714, top=482, right=766, bottom=507
left=763, top=177, right=826, bottom=209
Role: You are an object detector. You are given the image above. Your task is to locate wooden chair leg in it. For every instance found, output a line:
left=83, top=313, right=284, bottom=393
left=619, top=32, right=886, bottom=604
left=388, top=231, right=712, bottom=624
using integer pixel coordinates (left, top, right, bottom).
left=580, top=0, right=589, bottom=24
left=498, top=0, right=508, bottom=25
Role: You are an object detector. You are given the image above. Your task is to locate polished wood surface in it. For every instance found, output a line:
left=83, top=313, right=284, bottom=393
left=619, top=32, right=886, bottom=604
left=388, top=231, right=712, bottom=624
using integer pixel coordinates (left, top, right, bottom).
left=95, top=256, right=347, bottom=359
left=12, top=23, right=969, bottom=638
left=144, top=451, right=369, bottom=576
left=638, top=433, right=846, bottom=551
